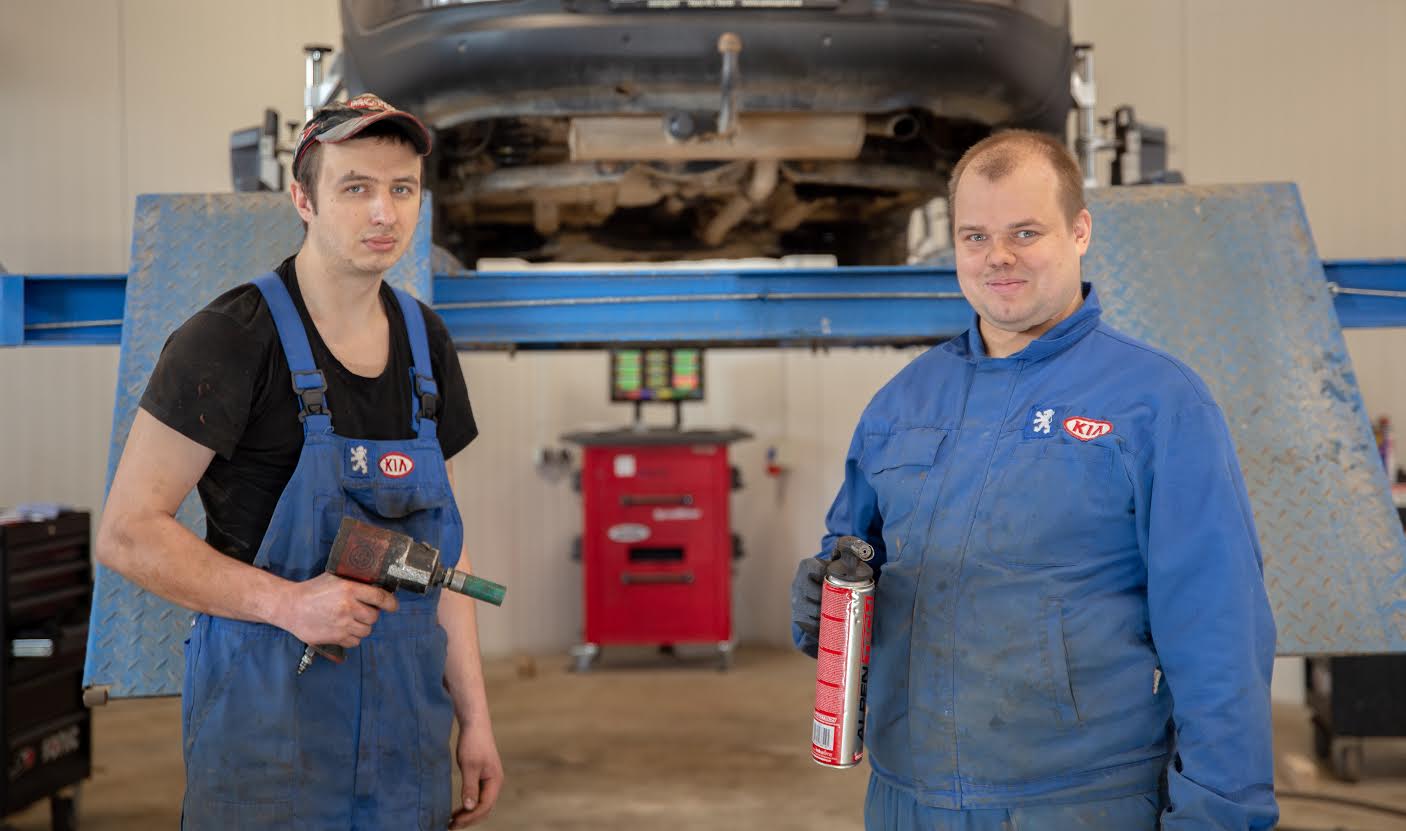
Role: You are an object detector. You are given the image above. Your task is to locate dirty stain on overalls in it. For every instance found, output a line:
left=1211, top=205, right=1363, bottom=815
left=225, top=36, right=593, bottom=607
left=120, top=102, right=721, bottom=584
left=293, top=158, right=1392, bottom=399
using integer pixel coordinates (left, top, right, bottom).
left=181, top=273, right=462, bottom=829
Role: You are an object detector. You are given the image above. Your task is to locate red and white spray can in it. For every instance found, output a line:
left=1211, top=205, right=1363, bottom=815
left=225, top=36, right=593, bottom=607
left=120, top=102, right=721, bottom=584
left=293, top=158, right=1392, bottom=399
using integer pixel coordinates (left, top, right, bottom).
left=811, top=536, right=876, bottom=769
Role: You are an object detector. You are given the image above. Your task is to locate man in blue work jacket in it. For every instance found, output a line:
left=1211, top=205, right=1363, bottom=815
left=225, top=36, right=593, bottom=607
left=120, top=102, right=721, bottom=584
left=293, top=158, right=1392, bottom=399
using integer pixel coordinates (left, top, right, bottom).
left=98, top=95, right=501, bottom=828
left=791, top=130, right=1278, bottom=829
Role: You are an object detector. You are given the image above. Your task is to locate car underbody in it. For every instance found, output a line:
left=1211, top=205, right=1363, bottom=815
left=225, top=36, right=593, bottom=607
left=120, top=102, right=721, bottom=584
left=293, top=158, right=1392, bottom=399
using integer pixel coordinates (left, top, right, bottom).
left=340, top=0, right=1074, bottom=265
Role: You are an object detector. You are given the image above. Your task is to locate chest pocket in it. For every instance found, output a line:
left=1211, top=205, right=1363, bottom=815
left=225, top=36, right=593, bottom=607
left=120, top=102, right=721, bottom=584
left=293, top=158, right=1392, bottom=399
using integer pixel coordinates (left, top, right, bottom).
left=977, top=440, right=1132, bottom=567
left=860, top=429, right=945, bottom=557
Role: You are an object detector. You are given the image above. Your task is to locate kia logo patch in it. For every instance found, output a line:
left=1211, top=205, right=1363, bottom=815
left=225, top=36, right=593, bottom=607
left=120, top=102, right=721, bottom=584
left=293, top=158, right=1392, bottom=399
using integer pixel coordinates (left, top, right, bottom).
left=379, top=452, right=415, bottom=478
left=1063, top=417, right=1113, bottom=441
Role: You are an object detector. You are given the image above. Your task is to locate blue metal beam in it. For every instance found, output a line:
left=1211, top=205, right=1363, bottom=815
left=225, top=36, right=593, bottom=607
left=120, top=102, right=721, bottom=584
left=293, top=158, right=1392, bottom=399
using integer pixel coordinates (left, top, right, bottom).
left=433, top=266, right=968, bottom=348
left=1, top=274, right=126, bottom=346
left=4, top=260, right=1406, bottom=348
left=1322, top=259, right=1406, bottom=328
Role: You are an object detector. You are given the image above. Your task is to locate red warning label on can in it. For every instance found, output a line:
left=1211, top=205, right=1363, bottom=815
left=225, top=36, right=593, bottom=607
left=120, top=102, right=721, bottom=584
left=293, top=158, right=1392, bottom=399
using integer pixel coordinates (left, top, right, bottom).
left=811, top=577, right=873, bottom=768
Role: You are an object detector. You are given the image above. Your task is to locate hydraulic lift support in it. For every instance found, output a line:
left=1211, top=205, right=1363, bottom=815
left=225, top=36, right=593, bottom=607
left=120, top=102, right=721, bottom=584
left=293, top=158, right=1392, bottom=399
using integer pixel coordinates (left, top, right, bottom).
left=2, top=183, right=1404, bottom=699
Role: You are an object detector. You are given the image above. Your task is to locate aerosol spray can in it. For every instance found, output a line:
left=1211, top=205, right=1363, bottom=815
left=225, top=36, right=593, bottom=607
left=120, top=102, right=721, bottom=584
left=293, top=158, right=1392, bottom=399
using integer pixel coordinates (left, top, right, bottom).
left=811, top=535, right=876, bottom=769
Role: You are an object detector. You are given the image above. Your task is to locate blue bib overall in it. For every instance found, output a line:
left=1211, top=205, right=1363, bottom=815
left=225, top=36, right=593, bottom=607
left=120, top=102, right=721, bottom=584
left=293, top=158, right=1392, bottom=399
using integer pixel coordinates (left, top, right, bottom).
left=181, top=273, right=463, bottom=829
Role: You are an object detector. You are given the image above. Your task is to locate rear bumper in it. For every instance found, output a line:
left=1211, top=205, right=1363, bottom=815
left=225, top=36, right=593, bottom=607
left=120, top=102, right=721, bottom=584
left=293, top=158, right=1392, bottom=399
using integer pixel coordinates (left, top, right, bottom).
left=340, top=0, right=1072, bottom=130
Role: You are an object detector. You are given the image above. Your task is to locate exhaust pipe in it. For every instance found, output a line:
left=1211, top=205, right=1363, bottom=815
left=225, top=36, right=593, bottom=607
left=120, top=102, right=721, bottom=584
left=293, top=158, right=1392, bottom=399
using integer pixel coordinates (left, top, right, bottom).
left=569, top=114, right=866, bottom=161
left=866, top=113, right=920, bottom=142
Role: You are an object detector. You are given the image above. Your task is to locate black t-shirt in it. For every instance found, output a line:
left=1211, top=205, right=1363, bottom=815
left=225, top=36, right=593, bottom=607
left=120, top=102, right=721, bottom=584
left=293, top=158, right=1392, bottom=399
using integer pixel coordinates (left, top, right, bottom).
left=140, top=257, right=476, bottom=564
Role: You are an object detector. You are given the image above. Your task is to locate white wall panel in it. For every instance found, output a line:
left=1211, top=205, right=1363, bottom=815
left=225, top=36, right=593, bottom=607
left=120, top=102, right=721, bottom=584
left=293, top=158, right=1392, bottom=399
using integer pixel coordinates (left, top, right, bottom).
left=0, top=346, right=119, bottom=521
left=0, top=0, right=125, bottom=273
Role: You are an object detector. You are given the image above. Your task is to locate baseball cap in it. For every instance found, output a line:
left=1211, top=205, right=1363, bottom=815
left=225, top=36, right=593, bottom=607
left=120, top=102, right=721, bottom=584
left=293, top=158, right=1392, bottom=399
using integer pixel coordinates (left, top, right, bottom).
left=292, top=93, right=432, bottom=179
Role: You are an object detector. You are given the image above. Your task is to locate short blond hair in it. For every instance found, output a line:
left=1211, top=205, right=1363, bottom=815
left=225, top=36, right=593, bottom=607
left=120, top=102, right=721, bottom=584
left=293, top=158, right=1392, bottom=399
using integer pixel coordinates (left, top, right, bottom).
left=948, top=129, right=1086, bottom=226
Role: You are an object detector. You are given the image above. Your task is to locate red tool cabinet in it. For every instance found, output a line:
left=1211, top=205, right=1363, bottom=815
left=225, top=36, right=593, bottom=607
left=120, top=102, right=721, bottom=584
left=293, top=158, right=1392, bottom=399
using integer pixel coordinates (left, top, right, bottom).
left=564, top=429, right=748, bottom=670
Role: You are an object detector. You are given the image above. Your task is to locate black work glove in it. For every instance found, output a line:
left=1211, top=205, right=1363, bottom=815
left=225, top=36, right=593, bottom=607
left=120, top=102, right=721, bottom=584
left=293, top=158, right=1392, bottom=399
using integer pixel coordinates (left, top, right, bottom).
left=791, top=557, right=828, bottom=657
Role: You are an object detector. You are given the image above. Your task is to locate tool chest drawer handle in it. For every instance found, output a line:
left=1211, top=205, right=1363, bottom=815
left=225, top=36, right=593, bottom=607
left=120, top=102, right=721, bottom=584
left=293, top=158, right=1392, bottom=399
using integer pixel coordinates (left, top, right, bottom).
left=620, top=494, right=694, bottom=507
left=11, top=638, right=55, bottom=658
left=621, top=572, right=695, bottom=585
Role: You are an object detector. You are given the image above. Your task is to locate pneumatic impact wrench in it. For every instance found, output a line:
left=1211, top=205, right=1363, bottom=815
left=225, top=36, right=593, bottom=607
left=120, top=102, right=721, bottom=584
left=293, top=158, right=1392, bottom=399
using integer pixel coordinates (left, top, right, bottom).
left=296, top=516, right=507, bottom=675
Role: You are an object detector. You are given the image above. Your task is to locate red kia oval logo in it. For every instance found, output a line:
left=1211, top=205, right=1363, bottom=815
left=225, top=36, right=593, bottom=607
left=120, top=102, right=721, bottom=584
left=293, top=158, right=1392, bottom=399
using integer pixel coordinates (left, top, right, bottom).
left=1063, top=417, right=1113, bottom=441
left=379, top=452, right=414, bottom=478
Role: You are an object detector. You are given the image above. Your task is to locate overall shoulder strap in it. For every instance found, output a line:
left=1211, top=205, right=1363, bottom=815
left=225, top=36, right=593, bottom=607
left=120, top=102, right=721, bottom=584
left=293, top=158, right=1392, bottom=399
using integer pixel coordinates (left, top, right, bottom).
left=251, top=273, right=332, bottom=434
left=391, top=287, right=438, bottom=441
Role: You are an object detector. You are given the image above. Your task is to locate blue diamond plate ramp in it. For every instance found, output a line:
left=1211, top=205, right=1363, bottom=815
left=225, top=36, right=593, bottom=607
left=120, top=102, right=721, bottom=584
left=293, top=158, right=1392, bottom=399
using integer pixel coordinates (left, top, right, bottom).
left=84, top=193, right=432, bottom=698
left=1085, top=183, right=1406, bottom=655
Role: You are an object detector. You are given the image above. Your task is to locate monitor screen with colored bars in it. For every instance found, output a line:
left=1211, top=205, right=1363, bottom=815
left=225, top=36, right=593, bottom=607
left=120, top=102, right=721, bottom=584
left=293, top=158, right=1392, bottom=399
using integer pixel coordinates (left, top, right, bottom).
left=610, top=348, right=704, bottom=402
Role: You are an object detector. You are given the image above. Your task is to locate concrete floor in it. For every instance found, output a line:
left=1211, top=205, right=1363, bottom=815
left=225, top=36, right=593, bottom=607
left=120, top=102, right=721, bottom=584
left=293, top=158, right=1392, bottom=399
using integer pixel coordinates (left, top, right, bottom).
left=7, top=646, right=1406, bottom=830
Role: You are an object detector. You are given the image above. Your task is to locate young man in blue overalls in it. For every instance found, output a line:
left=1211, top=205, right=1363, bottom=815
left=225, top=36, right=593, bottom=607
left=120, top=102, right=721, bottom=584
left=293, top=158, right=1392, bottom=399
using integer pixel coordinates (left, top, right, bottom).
left=791, top=131, right=1278, bottom=830
left=98, top=94, right=502, bottom=829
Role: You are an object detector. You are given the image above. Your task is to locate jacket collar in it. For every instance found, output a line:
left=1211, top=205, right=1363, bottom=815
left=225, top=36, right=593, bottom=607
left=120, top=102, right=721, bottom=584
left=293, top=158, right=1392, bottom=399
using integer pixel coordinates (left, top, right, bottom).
left=943, top=282, right=1101, bottom=364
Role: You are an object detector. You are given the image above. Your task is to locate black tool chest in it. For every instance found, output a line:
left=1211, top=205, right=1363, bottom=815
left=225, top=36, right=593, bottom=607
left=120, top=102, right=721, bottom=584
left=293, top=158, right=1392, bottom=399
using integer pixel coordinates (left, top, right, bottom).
left=1, top=510, right=91, bottom=830
left=1304, top=505, right=1406, bottom=782
left=1307, top=653, right=1406, bottom=781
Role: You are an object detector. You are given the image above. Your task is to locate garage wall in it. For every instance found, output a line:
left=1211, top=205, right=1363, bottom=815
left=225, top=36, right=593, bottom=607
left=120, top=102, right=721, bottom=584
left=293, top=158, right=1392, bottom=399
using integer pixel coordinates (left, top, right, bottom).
left=3, top=2, right=1404, bottom=700
left=0, top=0, right=341, bottom=517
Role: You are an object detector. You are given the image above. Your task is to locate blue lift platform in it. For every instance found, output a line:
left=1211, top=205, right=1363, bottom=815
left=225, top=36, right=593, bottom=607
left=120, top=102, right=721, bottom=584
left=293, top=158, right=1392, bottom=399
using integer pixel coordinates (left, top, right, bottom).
left=2, top=184, right=1405, bottom=698
left=7, top=251, right=1406, bottom=349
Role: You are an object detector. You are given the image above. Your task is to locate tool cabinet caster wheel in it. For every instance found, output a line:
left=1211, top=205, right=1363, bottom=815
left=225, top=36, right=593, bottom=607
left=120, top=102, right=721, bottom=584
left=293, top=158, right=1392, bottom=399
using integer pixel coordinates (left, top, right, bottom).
left=51, top=791, right=79, bottom=831
left=569, top=643, right=599, bottom=673
left=1332, top=741, right=1364, bottom=782
left=716, top=642, right=735, bottom=671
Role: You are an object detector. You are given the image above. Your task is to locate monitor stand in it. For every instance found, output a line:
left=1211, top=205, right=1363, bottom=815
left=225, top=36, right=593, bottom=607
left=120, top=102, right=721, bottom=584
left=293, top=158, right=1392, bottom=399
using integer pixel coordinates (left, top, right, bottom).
left=632, top=400, right=684, bottom=432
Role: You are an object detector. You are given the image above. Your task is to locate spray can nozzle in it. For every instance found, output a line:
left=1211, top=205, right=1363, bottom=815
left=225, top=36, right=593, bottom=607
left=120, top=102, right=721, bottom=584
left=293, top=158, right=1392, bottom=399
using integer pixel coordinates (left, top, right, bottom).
left=828, top=535, right=875, bottom=582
